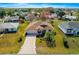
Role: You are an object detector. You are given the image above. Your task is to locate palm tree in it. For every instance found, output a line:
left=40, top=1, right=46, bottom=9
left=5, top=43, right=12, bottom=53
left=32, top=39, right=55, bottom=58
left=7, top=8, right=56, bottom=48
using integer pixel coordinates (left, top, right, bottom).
left=44, top=30, right=55, bottom=47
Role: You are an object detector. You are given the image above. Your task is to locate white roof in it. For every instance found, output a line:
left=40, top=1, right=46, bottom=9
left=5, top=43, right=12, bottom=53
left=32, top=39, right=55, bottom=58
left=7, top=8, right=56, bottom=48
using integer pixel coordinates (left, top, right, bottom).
left=4, top=16, right=19, bottom=21
left=0, top=23, right=19, bottom=29
left=63, top=15, right=77, bottom=19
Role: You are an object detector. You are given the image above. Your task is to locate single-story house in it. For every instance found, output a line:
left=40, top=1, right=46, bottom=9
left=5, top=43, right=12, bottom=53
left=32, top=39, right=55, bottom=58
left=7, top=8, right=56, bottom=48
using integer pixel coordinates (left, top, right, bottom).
left=3, top=16, right=19, bottom=22
left=49, top=13, right=57, bottom=19
left=58, top=21, right=79, bottom=35
left=40, top=12, right=56, bottom=19
left=25, top=21, right=53, bottom=35
left=63, top=15, right=77, bottom=21
left=24, top=13, right=35, bottom=21
left=0, top=23, right=19, bottom=34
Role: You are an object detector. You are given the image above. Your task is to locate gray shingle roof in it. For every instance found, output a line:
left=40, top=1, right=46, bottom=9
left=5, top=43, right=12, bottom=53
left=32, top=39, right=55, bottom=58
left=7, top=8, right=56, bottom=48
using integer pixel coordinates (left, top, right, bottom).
left=59, top=21, right=79, bottom=29
left=69, top=22, right=79, bottom=28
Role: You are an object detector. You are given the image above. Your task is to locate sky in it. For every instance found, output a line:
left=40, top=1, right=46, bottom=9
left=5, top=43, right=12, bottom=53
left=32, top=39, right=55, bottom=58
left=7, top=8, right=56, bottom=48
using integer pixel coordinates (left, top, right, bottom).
left=0, top=3, right=79, bottom=8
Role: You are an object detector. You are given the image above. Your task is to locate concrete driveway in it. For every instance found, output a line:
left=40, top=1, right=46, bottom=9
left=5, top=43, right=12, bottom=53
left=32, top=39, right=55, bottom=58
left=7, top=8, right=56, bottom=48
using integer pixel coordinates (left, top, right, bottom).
left=18, top=35, right=36, bottom=55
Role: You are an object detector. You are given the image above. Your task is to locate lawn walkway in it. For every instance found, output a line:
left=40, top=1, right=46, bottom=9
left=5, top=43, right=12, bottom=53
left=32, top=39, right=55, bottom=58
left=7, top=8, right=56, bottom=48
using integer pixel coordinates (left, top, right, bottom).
left=54, top=19, right=64, bottom=48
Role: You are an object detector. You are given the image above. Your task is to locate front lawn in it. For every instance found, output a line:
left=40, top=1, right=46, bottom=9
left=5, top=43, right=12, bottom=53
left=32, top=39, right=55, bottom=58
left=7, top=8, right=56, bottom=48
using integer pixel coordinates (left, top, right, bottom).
left=0, top=21, right=29, bottom=54
left=36, top=18, right=79, bottom=54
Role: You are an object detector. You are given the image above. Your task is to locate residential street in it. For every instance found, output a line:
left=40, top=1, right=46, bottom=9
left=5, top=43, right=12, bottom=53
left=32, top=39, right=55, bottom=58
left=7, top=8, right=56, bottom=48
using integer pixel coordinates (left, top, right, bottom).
left=18, top=35, right=36, bottom=55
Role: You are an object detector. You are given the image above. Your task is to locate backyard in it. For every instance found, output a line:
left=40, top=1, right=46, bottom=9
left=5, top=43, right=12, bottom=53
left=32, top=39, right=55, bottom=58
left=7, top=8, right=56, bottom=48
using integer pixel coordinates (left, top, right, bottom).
left=36, top=18, right=79, bottom=54
left=0, top=20, right=29, bottom=54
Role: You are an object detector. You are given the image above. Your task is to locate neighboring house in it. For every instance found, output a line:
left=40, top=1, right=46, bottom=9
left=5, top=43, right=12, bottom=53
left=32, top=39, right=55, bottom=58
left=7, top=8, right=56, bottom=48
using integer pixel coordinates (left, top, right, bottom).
left=40, top=12, right=56, bottom=19
left=58, top=21, right=79, bottom=35
left=24, top=13, right=35, bottom=21
left=25, top=21, right=53, bottom=35
left=49, top=13, right=57, bottom=19
left=3, top=16, right=19, bottom=22
left=40, top=11, right=56, bottom=20
left=63, top=15, right=77, bottom=21
left=0, top=23, right=19, bottom=33
left=40, top=11, right=50, bottom=19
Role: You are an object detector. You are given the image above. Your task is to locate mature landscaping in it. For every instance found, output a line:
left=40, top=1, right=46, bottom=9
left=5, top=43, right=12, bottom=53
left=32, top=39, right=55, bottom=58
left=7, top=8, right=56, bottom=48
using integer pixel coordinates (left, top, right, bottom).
left=36, top=19, right=79, bottom=54
left=0, top=7, right=79, bottom=54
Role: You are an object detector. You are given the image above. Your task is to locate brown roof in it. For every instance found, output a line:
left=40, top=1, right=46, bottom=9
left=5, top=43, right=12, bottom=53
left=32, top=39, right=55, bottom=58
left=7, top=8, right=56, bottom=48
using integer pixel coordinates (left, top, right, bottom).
left=26, top=21, right=53, bottom=31
left=36, top=26, right=44, bottom=30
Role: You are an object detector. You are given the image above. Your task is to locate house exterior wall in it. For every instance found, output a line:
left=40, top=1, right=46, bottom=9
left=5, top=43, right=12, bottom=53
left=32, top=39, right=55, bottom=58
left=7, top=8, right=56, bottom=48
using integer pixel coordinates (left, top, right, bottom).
left=4, top=20, right=19, bottom=23
left=58, top=24, right=79, bottom=35
left=0, top=28, right=18, bottom=33
left=0, top=29, right=4, bottom=33
left=58, top=24, right=75, bottom=34
left=73, top=28, right=79, bottom=35
left=66, top=29, right=74, bottom=34
left=9, top=28, right=17, bottom=33
left=8, top=28, right=17, bottom=32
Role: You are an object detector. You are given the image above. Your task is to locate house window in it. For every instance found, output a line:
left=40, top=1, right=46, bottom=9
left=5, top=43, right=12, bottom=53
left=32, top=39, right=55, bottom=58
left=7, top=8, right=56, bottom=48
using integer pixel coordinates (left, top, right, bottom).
left=67, top=29, right=72, bottom=33
left=5, top=29, right=9, bottom=32
left=11, top=28, right=14, bottom=31
left=77, top=32, right=79, bottom=35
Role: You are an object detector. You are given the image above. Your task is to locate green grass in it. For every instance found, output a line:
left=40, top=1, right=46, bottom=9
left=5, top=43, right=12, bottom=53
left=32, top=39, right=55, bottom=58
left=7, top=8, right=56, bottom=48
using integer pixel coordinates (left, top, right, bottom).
left=36, top=18, right=79, bottom=54
left=0, top=21, right=29, bottom=54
